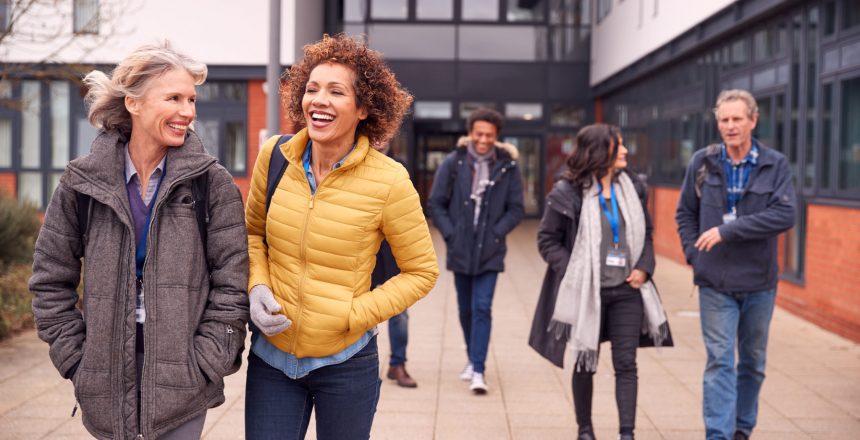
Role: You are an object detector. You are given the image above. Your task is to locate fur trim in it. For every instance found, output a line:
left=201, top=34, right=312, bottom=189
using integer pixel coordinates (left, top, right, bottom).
left=456, top=136, right=519, bottom=160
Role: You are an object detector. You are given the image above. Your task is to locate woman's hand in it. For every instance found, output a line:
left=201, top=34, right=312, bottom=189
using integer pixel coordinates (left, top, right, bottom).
left=249, top=285, right=292, bottom=336
left=626, top=269, right=648, bottom=289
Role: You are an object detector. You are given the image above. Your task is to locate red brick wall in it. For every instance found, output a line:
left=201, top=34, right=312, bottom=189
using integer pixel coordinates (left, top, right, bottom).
left=651, top=186, right=860, bottom=342
left=0, top=173, right=15, bottom=197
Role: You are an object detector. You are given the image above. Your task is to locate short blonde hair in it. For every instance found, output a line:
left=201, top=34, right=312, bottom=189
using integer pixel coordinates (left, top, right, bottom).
left=84, top=41, right=207, bottom=134
left=713, top=89, right=759, bottom=119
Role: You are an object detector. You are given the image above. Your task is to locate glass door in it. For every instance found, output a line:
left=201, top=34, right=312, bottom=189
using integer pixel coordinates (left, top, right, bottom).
left=502, top=135, right=542, bottom=216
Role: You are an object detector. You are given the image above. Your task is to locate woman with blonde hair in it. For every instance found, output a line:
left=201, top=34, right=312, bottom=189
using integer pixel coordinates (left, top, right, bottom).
left=244, top=34, right=438, bottom=439
left=30, top=41, right=249, bottom=439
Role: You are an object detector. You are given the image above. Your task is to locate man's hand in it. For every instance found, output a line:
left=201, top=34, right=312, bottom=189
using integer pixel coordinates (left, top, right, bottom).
left=626, top=269, right=648, bottom=289
left=249, top=285, right=292, bottom=336
left=695, top=226, right=723, bottom=252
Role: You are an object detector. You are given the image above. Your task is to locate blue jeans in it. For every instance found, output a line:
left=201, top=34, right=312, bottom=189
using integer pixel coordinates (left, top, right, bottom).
left=699, top=287, right=776, bottom=440
left=454, top=271, right=498, bottom=374
left=245, top=336, right=381, bottom=440
left=388, top=310, right=408, bottom=366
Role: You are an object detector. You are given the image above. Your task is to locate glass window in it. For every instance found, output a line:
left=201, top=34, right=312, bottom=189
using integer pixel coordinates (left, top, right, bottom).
left=417, top=0, right=453, bottom=20
left=505, top=103, right=542, bottom=120
left=730, top=39, right=749, bottom=68
left=195, top=120, right=220, bottom=158
left=51, top=81, right=70, bottom=168
left=460, top=102, right=496, bottom=119
left=0, top=80, right=10, bottom=99
left=844, top=0, right=860, bottom=30
left=597, top=0, right=611, bottom=22
left=344, top=0, right=367, bottom=21
left=73, top=0, right=99, bottom=34
left=22, top=81, right=41, bottom=168
left=0, top=1, right=8, bottom=31
left=459, top=25, right=548, bottom=61
left=822, top=1, right=835, bottom=36
left=224, top=122, right=246, bottom=173
left=550, top=104, right=585, bottom=126
left=196, top=83, right=219, bottom=102
left=18, top=172, right=41, bottom=207
left=48, top=172, right=63, bottom=205
left=839, top=76, right=860, bottom=190
left=507, top=0, right=545, bottom=22
left=0, top=119, right=10, bottom=167
left=371, top=0, right=408, bottom=20
left=822, top=83, right=833, bottom=188
left=368, top=24, right=455, bottom=60
left=462, top=0, right=499, bottom=21
left=551, top=25, right=590, bottom=61
left=223, top=83, right=246, bottom=101
left=414, top=101, right=452, bottom=119
left=77, top=118, right=97, bottom=158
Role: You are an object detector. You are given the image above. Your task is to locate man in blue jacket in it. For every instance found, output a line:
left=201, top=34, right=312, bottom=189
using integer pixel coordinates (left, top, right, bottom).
left=428, top=108, right=524, bottom=395
left=676, top=89, right=796, bottom=440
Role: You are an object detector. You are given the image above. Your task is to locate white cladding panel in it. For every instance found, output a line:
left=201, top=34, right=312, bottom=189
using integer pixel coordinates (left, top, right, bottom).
left=2, top=0, right=324, bottom=65
left=590, top=0, right=737, bottom=86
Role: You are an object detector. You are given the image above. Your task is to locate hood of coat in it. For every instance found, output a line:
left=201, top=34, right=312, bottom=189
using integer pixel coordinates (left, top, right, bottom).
left=456, top=136, right=519, bottom=161
left=63, top=128, right=216, bottom=206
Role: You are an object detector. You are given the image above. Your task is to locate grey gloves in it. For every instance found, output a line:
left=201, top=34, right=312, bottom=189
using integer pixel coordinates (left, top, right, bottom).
left=249, top=284, right=292, bottom=336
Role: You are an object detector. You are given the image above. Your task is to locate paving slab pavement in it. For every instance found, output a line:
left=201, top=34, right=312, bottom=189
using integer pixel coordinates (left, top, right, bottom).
left=1, top=220, right=858, bottom=439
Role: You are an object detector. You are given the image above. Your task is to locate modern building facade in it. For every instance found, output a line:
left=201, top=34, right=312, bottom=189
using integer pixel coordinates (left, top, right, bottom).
left=592, top=0, right=860, bottom=341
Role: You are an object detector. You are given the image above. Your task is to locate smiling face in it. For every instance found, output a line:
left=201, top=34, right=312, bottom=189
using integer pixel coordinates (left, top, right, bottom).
left=302, top=62, right=368, bottom=149
left=469, top=120, right=498, bottom=155
left=611, top=136, right=628, bottom=173
left=126, top=68, right=197, bottom=149
left=716, top=99, right=757, bottom=151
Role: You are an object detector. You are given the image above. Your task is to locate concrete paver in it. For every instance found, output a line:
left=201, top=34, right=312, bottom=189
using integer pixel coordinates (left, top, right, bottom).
left=1, top=221, right=858, bottom=439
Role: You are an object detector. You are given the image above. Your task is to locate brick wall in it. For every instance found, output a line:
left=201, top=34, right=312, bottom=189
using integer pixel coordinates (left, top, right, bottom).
left=0, top=173, right=15, bottom=197
left=651, top=186, right=860, bottom=342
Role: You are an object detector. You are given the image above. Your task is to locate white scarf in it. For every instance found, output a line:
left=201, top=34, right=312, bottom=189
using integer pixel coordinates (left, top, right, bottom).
left=549, top=172, right=669, bottom=372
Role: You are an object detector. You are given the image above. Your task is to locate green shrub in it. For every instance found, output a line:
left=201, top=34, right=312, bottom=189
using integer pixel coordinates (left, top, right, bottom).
left=0, top=264, right=34, bottom=339
left=0, top=190, right=40, bottom=271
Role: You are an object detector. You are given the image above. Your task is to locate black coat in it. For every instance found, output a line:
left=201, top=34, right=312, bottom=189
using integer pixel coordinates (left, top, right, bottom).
left=428, top=145, right=525, bottom=275
left=528, top=171, right=672, bottom=368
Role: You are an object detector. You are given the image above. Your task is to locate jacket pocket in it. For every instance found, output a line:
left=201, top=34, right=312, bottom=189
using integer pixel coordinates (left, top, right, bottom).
left=740, top=184, right=772, bottom=215
left=222, top=324, right=246, bottom=376
left=73, top=368, right=113, bottom=435
left=152, top=360, right=207, bottom=428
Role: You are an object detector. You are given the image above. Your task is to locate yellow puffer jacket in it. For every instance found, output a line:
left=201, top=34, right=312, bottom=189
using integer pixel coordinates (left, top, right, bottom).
left=246, top=129, right=439, bottom=358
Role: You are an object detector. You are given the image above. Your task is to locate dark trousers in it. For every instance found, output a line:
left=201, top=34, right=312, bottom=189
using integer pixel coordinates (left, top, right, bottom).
left=388, top=310, right=409, bottom=366
left=244, top=337, right=381, bottom=440
left=572, top=284, right=643, bottom=432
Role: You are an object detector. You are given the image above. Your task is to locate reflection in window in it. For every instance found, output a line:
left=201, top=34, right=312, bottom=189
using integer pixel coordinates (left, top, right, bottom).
left=196, top=83, right=219, bottom=101
left=225, top=122, right=246, bottom=172
left=459, top=25, right=548, bottom=61
left=0, top=119, right=10, bottom=167
left=551, top=25, right=590, bottom=61
left=51, top=82, right=70, bottom=168
left=73, top=0, right=99, bottom=34
left=344, top=0, right=367, bottom=21
left=414, top=101, right=452, bottom=119
left=223, top=83, right=246, bottom=101
left=417, top=0, right=453, bottom=20
left=371, top=0, right=408, bottom=19
left=368, top=25, right=455, bottom=60
left=731, top=39, right=749, bottom=68
left=839, top=77, right=860, bottom=190
left=22, top=81, right=40, bottom=168
left=507, top=0, right=546, bottom=22
left=18, top=172, right=41, bottom=207
left=550, top=104, right=585, bottom=126
left=462, top=0, right=498, bottom=21
left=505, top=103, right=542, bottom=121
left=460, top=102, right=496, bottom=119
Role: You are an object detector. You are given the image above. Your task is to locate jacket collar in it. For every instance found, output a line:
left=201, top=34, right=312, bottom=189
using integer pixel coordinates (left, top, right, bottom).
left=705, top=138, right=777, bottom=168
left=283, top=128, right=371, bottom=173
left=456, top=136, right=520, bottom=161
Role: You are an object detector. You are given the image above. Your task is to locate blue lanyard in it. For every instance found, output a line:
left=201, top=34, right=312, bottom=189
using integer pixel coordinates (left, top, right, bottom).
left=597, top=182, right=620, bottom=249
left=136, top=167, right=166, bottom=279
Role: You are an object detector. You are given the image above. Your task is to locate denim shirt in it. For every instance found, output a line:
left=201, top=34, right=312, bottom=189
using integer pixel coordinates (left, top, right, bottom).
left=251, top=139, right=376, bottom=379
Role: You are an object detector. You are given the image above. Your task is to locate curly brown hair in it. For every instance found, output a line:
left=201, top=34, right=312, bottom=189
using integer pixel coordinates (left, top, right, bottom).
left=281, top=34, right=413, bottom=146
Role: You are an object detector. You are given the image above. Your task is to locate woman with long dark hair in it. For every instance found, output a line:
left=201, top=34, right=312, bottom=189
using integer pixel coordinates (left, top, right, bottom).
left=528, top=124, right=672, bottom=440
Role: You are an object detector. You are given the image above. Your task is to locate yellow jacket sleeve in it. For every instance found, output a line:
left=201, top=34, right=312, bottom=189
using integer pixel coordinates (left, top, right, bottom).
left=245, top=135, right=280, bottom=291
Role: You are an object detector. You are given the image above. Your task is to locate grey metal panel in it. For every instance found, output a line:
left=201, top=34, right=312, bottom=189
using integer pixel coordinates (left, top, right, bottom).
left=386, top=61, right=458, bottom=98
left=457, top=62, right=547, bottom=100
left=548, top=64, right=591, bottom=101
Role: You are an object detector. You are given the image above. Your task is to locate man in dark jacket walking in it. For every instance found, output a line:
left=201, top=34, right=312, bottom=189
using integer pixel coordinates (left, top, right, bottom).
left=428, top=108, right=524, bottom=395
left=676, top=90, right=796, bottom=440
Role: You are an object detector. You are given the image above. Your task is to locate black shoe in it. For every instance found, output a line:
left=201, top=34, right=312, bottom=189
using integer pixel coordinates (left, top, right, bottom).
left=733, top=432, right=749, bottom=440
left=577, top=426, right=596, bottom=440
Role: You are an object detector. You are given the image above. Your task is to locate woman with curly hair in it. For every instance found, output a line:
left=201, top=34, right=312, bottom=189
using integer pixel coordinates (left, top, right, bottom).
left=243, top=34, right=439, bottom=439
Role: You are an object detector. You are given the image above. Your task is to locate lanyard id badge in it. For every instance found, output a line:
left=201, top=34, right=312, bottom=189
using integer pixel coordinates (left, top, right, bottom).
left=723, top=206, right=737, bottom=224
left=598, top=182, right=627, bottom=268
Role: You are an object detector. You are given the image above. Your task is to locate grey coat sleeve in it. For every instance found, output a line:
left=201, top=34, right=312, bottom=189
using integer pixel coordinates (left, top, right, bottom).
left=718, top=156, right=796, bottom=241
left=29, top=182, right=85, bottom=379
left=193, top=167, right=250, bottom=383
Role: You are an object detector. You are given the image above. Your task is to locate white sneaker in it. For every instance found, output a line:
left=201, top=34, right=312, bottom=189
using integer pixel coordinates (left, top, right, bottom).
left=470, top=372, right=488, bottom=394
left=459, top=363, right=474, bottom=381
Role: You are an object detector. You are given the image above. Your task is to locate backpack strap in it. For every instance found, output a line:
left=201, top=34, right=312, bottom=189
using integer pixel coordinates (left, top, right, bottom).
left=75, top=191, right=91, bottom=258
left=192, top=171, right=210, bottom=271
left=265, top=134, right=293, bottom=214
